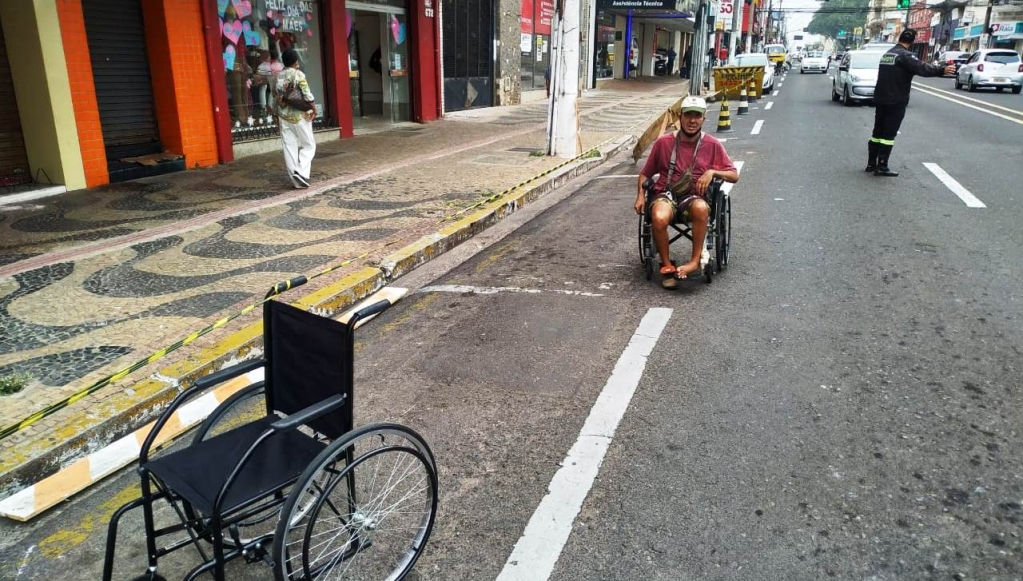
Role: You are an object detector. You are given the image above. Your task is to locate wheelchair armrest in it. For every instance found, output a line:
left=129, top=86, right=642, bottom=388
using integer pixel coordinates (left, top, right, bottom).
left=194, top=358, right=265, bottom=391
left=270, top=394, right=347, bottom=433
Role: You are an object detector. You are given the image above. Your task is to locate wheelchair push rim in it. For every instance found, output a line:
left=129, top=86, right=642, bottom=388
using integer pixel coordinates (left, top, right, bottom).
left=273, top=423, right=438, bottom=581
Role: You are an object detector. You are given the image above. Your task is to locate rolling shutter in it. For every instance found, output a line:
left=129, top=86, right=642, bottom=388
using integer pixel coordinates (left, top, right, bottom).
left=442, top=0, right=494, bottom=111
left=82, top=0, right=161, bottom=160
left=0, top=21, right=29, bottom=180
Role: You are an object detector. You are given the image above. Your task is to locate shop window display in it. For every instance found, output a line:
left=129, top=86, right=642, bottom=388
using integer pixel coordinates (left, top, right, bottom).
left=218, top=0, right=332, bottom=142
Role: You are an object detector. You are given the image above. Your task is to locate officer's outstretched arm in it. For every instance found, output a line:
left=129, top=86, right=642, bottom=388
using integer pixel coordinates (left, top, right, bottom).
left=902, top=54, right=946, bottom=77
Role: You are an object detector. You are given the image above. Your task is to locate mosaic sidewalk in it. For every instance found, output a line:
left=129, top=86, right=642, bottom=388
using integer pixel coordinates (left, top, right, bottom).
left=0, top=78, right=687, bottom=444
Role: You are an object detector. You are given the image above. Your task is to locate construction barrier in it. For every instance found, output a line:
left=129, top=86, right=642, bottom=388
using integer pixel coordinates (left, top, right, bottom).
left=712, top=66, right=764, bottom=101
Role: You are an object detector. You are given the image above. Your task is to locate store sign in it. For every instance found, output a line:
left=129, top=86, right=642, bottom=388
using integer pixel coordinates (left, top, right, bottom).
left=719, top=0, right=733, bottom=31
left=522, top=0, right=555, bottom=35
left=597, top=0, right=677, bottom=9
left=960, top=10, right=973, bottom=25
left=969, top=24, right=984, bottom=38
left=424, top=0, right=434, bottom=18
left=952, top=26, right=966, bottom=40
left=991, top=21, right=1021, bottom=37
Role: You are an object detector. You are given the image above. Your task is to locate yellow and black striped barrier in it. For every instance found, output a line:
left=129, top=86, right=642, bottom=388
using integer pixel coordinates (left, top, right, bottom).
left=712, top=66, right=765, bottom=101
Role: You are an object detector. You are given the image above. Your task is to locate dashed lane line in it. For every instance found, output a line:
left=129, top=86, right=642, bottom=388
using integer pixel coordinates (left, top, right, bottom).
left=772, top=90, right=780, bottom=96
left=765, top=101, right=774, bottom=110
left=922, top=163, right=986, bottom=208
left=496, top=308, right=673, bottom=581
left=751, top=120, right=764, bottom=135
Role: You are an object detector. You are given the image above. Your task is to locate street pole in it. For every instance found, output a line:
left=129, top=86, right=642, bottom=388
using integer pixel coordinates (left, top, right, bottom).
left=981, top=0, right=993, bottom=49
left=547, top=0, right=580, bottom=158
left=730, top=0, right=745, bottom=61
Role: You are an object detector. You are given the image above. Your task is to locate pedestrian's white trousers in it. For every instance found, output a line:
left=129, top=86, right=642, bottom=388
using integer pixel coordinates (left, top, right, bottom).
left=280, top=117, right=315, bottom=182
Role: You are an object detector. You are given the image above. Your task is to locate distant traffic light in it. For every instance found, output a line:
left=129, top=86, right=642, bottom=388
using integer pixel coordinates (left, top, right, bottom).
left=896, top=0, right=909, bottom=8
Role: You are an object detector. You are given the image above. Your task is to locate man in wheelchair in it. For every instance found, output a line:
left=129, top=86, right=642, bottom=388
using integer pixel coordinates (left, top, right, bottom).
left=634, top=96, right=739, bottom=289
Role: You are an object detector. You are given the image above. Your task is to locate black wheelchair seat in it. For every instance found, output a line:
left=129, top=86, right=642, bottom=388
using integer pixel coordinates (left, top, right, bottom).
left=145, top=416, right=325, bottom=517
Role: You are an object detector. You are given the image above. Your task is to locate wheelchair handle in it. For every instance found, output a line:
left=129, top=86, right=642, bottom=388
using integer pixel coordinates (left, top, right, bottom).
left=266, top=276, right=309, bottom=298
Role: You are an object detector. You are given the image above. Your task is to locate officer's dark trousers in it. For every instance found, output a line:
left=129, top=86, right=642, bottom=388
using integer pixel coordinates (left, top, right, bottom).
left=868, top=103, right=907, bottom=167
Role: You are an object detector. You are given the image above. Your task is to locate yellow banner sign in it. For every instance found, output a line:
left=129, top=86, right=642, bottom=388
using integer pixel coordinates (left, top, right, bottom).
left=712, top=66, right=765, bottom=100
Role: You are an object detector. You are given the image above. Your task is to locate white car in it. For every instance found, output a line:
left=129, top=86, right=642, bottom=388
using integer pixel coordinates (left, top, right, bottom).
left=955, top=49, right=1022, bottom=94
left=801, top=51, right=829, bottom=74
left=734, top=52, right=775, bottom=93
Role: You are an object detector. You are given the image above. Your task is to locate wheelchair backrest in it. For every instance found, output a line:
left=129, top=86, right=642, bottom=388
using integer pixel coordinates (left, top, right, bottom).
left=264, top=300, right=354, bottom=439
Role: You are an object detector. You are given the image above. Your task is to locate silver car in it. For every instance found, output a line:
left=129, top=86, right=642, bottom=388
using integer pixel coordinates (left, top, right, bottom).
left=955, top=49, right=1022, bottom=93
left=832, top=49, right=886, bottom=106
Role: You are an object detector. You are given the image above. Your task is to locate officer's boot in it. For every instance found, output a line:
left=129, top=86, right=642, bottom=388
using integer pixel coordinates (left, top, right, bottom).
left=874, top=144, right=899, bottom=177
left=865, top=140, right=879, bottom=172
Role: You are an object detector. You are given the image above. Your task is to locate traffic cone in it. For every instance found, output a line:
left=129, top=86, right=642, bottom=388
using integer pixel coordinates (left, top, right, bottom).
left=747, top=78, right=759, bottom=104
left=737, top=85, right=749, bottom=115
left=716, top=96, right=734, bottom=133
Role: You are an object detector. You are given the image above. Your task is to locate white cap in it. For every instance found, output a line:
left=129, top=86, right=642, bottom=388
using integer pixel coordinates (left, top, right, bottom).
left=681, top=96, right=707, bottom=114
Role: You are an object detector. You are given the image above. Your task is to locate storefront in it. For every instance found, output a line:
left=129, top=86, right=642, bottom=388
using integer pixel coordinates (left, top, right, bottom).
left=590, top=0, right=694, bottom=85
left=348, top=0, right=412, bottom=129
left=991, top=21, right=1023, bottom=52
left=952, top=23, right=985, bottom=52
left=520, top=0, right=554, bottom=94
left=217, top=0, right=333, bottom=142
left=593, top=11, right=616, bottom=80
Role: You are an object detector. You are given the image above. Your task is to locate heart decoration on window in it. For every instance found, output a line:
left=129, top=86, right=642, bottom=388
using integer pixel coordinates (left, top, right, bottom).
left=242, top=21, right=260, bottom=45
left=223, top=45, right=237, bottom=70
left=217, top=0, right=229, bottom=18
left=223, top=19, right=243, bottom=44
left=233, top=0, right=252, bottom=19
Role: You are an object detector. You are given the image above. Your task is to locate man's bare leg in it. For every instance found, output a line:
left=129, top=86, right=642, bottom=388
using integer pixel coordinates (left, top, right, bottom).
left=650, top=201, right=675, bottom=269
left=677, top=200, right=709, bottom=278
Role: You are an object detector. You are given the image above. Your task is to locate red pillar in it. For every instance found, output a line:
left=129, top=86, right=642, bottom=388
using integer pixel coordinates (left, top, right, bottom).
left=199, top=0, right=234, bottom=163
left=409, top=0, right=440, bottom=122
left=323, top=0, right=355, bottom=137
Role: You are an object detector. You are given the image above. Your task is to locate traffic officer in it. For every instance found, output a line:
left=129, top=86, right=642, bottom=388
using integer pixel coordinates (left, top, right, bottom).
left=867, top=29, right=954, bottom=177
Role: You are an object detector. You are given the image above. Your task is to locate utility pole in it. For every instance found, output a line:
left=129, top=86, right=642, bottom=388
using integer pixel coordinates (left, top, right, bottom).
left=729, top=0, right=745, bottom=60
left=981, top=0, right=993, bottom=49
left=546, top=0, right=580, bottom=158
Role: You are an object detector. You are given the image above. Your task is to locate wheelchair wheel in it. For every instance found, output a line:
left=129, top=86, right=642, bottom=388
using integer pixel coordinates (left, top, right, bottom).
left=718, top=197, right=731, bottom=270
left=273, top=423, right=438, bottom=581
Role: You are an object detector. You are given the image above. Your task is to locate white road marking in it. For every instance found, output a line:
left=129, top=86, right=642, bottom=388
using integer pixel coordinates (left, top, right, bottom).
left=912, top=85, right=1023, bottom=127
left=594, top=174, right=639, bottom=179
left=721, top=160, right=744, bottom=196
left=774, top=197, right=785, bottom=201
left=496, top=308, right=673, bottom=581
left=772, top=90, right=780, bottom=96
left=923, top=163, right=986, bottom=208
left=751, top=120, right=764, bottom=135
left=765, top=101, right=774, bottom=110
left=912, top=82, right=1023, bottom=118
left=419, top=284, right=604, bottom=297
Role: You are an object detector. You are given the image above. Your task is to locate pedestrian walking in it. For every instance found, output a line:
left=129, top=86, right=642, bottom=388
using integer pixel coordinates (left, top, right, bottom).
left=666, top=47, right=677, bottom=76
left=867, top=29, right=954, bottom=177
left=681, top=45, right=692, bottom=79
left=275, top=47, right=317, bottom=189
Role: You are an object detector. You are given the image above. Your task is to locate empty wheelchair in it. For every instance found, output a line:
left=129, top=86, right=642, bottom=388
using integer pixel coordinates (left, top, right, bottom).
left=103, top=277, right=437, bottom=581
left=638, top=176, right=730, bottom=284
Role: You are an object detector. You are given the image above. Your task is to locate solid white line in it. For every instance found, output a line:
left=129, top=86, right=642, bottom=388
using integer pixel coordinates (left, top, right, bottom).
left=912, top=82, right=1023, bottom=117
left=419, top=284, right=604, bottom=297
left=593, top=174, right=639, bottom=179
left=496, top=308, right=672, bottom=581
left=751, top=120, right=764, bottom=135
left=923, top=163, right=986, bottom=208
left=912, top=85, right=1023, bottom=127
left=765, top=101, right=774, bottom=110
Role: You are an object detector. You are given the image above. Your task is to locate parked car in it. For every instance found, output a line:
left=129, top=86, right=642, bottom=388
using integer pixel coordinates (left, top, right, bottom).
left=955, top=49, right=1022, bottom=93
left=939, top=50, right=970, bottom=77
left=832, top=49, right=887, bottom=106
left=735, top=52, right=775, bottom=93
left=801, top=51, right=829, bottom=73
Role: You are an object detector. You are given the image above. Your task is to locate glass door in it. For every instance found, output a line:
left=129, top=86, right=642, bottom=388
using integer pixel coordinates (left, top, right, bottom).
left=385, top=13, right=410, bottom=123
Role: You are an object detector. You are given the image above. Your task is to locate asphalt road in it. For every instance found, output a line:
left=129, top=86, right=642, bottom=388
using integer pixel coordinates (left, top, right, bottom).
left=1, top=69, right=1021, bottom=581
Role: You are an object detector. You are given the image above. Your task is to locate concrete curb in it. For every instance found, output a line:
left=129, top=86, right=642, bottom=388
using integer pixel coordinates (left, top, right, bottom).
left=0, top=134, right=636, bottom=506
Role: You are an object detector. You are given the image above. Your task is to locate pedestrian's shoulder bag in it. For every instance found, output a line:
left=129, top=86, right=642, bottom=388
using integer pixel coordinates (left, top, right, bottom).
left=665, top=130, right=703, bottom=198
left=278, top=74, right=314, bottom=112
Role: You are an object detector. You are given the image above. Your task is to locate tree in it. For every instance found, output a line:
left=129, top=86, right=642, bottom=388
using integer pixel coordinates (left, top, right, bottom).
left=807, top=0, right=871, bottom=41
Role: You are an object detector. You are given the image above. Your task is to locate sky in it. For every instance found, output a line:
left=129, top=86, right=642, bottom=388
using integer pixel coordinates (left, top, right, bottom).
left=775, top=0, right=823, bottom=36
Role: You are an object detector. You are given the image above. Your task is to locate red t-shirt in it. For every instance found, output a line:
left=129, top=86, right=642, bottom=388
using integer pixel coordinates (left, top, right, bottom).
left=641, top=131, right=736, bottom=196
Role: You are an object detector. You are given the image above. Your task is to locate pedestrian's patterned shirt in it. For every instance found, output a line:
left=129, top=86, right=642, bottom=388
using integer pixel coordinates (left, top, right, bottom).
left=274, top=68, right=315, bottom=124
